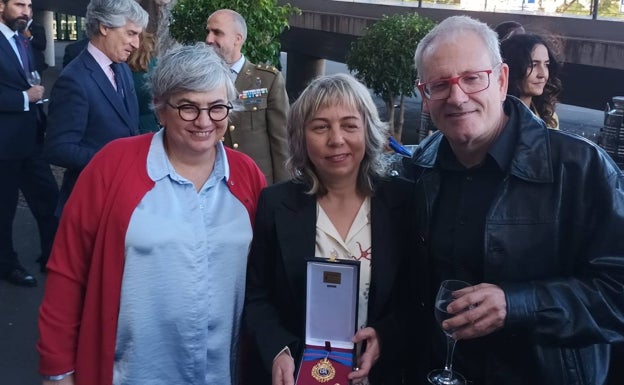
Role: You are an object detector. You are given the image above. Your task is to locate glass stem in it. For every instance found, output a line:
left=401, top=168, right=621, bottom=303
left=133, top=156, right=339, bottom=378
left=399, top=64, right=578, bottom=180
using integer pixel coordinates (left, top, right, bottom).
left=443, top=335, right=458, bottom=378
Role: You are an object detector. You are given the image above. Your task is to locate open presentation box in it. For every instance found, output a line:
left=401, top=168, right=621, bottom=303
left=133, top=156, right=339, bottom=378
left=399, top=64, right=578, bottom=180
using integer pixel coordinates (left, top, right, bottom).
left=295, top=258, right=360, bottom=385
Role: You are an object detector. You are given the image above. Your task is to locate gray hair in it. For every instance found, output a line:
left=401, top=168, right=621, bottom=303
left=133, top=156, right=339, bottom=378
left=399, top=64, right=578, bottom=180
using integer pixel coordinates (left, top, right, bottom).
left=148, top=43, right=238, bottom=112
left=85, top=0, right=149, bottom=39
left=414, top=15, right=502, bottom=80
left=209, top=9, right=247, bottom=43
left=287, top=73, right=389, bottom=196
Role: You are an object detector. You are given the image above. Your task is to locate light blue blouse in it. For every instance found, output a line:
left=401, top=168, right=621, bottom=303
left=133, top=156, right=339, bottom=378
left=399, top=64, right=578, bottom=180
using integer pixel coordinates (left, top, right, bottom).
left=113, top=130, right=253, bottom=385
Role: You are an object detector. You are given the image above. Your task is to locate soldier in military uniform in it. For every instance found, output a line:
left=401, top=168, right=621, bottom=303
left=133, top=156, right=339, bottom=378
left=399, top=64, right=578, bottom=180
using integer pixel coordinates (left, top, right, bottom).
left=206, top=9, right=289, bottom=184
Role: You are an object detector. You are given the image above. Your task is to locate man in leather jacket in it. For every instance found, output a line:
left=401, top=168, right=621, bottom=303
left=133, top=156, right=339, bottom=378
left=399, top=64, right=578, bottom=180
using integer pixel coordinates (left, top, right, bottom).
left=405, top=15, right=624, bottom=385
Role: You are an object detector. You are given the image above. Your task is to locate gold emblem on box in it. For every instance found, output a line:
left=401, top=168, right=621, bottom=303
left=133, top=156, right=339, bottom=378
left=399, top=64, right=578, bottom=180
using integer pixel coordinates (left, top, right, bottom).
left=311, top=358, right=336, bottom=383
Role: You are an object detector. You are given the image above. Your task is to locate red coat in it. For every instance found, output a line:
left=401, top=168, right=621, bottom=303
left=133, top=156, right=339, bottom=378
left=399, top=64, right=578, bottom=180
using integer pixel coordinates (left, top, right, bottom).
left=37, top=133, right=266, bottom=385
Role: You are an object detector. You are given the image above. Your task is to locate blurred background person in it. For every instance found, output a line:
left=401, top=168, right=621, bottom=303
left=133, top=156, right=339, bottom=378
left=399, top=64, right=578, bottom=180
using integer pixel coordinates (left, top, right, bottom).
left=44, top=0, right=148, bottom=217
left=501, top=33, right=562, bottom=129
left=493, top=20, right=525, bottom=41
left=23, top=13, right=47, bottom=73
left=206, top=9, right=289, bottom=184
left=127, top=31, right=159, bottom=133
left=62, top=37, right=88, bottom=68
left=245, top=73, right=418, bottom=385
left=38, top=43, right=266, bottom=385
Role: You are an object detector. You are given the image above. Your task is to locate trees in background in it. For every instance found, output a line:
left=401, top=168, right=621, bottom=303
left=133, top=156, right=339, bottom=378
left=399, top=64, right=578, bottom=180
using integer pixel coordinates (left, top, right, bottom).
left=168, top=0, right=298, bottom=65
left=346, top=13, right=435, bottom=142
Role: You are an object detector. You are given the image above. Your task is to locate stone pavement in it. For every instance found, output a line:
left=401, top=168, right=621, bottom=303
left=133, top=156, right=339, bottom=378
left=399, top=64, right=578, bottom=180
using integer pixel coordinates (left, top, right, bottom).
left=0, top=206, right=44, bottom=385
left=0, top=43, right=618, bottom=385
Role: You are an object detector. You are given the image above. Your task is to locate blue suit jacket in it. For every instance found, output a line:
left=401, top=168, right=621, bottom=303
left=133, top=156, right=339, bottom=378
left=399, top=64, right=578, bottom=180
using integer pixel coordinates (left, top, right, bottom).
left=44, top=48, right=139, bottom=211
left=0, top=32, right=44, bottom=160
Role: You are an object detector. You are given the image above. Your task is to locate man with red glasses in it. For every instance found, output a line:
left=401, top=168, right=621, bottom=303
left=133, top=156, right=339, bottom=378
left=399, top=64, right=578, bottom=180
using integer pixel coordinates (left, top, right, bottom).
left=405, top=15, right=624, bottom=385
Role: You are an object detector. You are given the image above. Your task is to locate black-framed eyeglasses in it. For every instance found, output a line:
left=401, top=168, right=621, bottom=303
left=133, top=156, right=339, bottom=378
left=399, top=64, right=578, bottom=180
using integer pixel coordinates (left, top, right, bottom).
left=417, top=63, right=502, bottom=101
left=166, top=101, right=233, bottom=122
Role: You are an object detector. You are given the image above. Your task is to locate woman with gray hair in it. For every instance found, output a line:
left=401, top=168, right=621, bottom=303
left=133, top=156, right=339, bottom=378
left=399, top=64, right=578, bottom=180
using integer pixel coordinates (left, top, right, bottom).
left=37, top=43, right=266, bottom=385
left=245, top=73, right=419, bottom=385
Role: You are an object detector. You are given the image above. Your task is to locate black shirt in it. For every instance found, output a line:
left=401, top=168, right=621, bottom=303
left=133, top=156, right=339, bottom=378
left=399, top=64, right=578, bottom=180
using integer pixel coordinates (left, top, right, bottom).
left=427, top=104, right=537, bottom=384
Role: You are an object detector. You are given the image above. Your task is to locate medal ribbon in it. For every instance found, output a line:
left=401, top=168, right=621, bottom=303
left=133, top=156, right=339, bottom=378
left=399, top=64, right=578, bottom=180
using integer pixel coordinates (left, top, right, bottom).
left=302, top=349, right=353, bottom=367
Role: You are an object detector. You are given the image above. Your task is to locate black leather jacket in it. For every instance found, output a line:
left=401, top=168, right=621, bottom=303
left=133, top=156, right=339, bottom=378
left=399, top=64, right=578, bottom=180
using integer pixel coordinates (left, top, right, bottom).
left=406, top=98, right=624, bottom=385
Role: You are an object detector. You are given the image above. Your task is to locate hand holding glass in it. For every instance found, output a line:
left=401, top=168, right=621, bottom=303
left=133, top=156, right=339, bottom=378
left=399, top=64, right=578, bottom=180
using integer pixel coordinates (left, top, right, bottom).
left=428, top=279, right=472, bottom=385
left=27, top=71, right=47, bottom=103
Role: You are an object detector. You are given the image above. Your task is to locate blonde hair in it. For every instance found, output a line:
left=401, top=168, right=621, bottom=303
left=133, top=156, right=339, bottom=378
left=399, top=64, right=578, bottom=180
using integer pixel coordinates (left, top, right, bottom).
left=287, top=73, right=389, bottom=196
left=127, top=31, right=155, bottom=72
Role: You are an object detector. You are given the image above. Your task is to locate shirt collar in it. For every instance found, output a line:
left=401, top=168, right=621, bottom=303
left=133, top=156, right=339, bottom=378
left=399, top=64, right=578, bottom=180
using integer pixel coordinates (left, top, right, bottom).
left=87, top=41, right=114, bottom=70
left=0, top=22, right=16, bottom=40
left=147, top=129, right=230, bottom=184
left=230, top=55, right=246, bottom=76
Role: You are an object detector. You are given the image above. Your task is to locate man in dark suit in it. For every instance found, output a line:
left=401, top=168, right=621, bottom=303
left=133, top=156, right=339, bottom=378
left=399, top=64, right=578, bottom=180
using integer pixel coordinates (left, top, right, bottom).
left=62, top=37, right=88, bottom=68
left=23, top=16, right=47, bottom=73
left=0, top=0, right=59, bottom=285
left=206, top=9, right=290, bottom=184
left=44, top=0, right=148, bottom=216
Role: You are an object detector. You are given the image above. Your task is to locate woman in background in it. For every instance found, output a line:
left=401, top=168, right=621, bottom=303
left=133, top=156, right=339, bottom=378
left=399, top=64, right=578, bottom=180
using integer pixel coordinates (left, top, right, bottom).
left=501, top=33, right=563, bottom=129
left=244, top=73, right=420, bottom=385
left=493, top=20, right=525, bottom=41
left=127, top=31, right=159, bottom=133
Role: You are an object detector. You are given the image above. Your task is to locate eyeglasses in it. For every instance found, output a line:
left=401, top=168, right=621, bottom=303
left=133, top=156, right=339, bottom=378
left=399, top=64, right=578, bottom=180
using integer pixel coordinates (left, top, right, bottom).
left=417, top=63, right=501, bottom=101
left=166, top=101, right=233, bottom=122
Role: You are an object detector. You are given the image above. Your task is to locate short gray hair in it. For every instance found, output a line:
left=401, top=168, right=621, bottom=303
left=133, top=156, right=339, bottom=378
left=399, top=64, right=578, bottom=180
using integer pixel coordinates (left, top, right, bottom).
left=287, top=73, right=389, bottom=196
left=148, top=43, right=238, bottom=112
left=85, top=0, right=149, bottom=39
left=209, top=9, right=247, bottom=43
left=414, top=15, right=502, bottom=80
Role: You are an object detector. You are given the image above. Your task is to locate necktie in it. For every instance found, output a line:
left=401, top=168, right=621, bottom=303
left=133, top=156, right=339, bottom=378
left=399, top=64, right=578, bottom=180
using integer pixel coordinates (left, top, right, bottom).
left=110, top=63, right=126, bottom=99
left=110, top=62, right=131, bottom=113
left=13, top=34, right=30, bottom=74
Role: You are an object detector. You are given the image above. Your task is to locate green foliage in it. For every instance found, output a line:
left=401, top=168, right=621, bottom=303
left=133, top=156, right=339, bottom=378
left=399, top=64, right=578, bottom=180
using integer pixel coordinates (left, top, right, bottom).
left=598, top=0, right=624, bottom=17
left=346, top=13, right=435, bottom=139
left=169, top=0, right=299, bottom=65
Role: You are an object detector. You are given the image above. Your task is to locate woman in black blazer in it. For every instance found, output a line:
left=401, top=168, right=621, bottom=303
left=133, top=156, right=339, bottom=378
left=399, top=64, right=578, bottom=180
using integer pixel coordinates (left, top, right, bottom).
left=244, top=73, right=421, bottom=385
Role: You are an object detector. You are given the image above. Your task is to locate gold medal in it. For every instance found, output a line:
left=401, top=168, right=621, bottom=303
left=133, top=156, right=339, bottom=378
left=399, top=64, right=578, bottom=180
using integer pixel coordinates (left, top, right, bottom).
left=311, top=358, right=336, bottom=383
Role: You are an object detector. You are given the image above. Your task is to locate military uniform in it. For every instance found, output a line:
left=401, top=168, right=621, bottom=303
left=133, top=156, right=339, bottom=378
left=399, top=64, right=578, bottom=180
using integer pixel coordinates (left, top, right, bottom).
left=224, top=59, right=289, bottom=184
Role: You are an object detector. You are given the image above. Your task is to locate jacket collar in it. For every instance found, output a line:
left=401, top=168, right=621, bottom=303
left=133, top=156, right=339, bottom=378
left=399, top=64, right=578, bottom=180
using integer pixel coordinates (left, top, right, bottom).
left=412, top=96, right=553, bottom=183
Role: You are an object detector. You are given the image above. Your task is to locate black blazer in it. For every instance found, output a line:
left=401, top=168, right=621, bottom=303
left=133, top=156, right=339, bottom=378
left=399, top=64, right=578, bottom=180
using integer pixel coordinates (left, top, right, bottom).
left=244, top=177, right=420, bottom=384
left=28, top=22, right=47, bottom=72
left=0, top=31, right=44, bottom=160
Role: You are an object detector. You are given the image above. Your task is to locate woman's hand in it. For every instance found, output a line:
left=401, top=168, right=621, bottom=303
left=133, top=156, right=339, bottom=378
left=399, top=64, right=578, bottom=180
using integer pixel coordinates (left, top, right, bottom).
left=272, top=351, right=295, bottom=385
left=348, top=327, right=380, bottom=384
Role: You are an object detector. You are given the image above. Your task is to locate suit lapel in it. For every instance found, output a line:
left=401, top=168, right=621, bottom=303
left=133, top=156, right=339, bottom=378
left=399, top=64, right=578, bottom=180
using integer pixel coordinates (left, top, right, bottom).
left=81, top=51, right=135, bottom=131
left=0, top=33, right=28, bottom=84
left=275, top=185, right=317, bottom=300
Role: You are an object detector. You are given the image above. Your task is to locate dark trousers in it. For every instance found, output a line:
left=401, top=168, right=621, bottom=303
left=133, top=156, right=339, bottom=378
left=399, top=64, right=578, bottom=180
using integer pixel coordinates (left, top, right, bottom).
left=0, top=148, right=59, bottom=275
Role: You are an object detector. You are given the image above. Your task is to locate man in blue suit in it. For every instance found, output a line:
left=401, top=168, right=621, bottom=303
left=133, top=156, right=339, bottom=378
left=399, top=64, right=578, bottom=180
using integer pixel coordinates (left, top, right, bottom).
left=0, top=0, right=59, bottom=285
left=44, top=0, right=148, bottom=216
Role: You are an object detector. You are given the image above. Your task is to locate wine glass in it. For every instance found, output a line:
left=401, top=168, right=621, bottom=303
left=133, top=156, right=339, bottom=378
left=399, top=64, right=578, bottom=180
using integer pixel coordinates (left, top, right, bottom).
left=27, top=70, right=41, bottom=86
left=27, top=71, right=46, bottom=103
left=428, top=279, right=472, bottom=385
